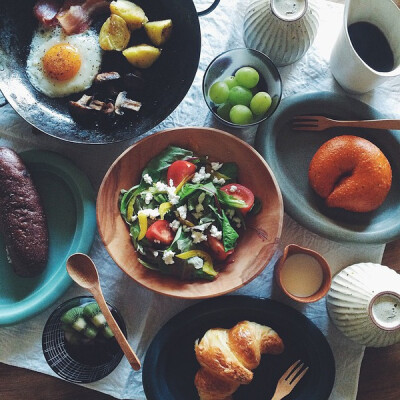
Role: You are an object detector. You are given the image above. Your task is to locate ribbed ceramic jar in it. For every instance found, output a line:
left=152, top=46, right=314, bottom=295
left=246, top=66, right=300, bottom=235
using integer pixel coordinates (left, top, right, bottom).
left=244, top=0, right=319, bottom=66
left=327, top=263, right=400, bottom=347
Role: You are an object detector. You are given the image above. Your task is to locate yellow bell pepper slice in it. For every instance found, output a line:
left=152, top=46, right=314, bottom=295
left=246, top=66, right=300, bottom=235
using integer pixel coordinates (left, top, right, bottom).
left=176, top=250, right=218, bottom=277
left=213, top=171, right=230, bottom=181
left=159, top=202, right=173, bottom=219
left=175, top=173, right=195, bottom=193
left=126, top=195, right=137, bottom=222
left=137, top=212, right=148, bottom=240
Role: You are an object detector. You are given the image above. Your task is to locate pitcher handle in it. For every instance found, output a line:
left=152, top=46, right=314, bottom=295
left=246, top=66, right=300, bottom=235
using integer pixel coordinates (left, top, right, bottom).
left=197, top=0, right=220, bottom=17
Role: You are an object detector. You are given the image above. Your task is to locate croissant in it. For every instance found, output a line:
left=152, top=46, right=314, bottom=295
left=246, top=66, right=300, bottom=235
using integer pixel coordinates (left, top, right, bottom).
left=194, top=320, right=284, bottom=400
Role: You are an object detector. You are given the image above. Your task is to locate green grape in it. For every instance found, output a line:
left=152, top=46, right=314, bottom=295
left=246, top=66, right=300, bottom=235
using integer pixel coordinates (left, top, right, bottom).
left=229, top=105, right=253, bottom=125
left=235, top=67, right=260, bottom=89
left=224, top=76, right=238, bottom=89
left=228, top=86, right=253, bottom=107
left=216, top=103, right=232, bottom=121
left=209, top=81, right=229, bottom=104
left=250, top=92, right=272, bottom=116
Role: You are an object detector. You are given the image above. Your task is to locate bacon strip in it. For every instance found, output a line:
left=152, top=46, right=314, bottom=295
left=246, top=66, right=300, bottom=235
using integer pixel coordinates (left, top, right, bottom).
left=56, top=0, right=110, bottom=35
left=33, top=0, right=63, bottom=27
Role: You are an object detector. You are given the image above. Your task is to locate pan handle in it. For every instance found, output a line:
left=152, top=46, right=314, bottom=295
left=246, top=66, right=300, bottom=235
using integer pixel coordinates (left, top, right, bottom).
left=197, top=0, right=220, bottom=16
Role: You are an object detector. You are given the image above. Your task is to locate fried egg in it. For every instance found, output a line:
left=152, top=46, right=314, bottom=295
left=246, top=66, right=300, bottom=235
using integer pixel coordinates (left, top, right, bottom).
left=26, top=26, right=102, bottom=98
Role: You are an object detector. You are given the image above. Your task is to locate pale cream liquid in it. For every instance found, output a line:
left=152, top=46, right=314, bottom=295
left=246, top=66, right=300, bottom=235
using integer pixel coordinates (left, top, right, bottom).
left=280, top=253, right=323, bottom=297
left=371, top=293, right=400, bottom=330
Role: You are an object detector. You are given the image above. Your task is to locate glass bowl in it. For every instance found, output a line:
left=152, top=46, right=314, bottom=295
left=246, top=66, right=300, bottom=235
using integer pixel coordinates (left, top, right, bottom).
left=42, top=296, right=126, bottom=383
left=202, top=48, right=282, bottom=127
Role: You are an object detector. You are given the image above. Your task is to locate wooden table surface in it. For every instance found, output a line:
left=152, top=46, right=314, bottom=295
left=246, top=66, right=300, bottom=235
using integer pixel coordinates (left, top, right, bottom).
left=1, top=239, right=399, bottom=400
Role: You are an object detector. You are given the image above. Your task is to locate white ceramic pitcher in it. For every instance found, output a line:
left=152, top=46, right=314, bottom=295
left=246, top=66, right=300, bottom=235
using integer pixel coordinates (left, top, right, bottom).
left=329, top=0, right=400, bottom=94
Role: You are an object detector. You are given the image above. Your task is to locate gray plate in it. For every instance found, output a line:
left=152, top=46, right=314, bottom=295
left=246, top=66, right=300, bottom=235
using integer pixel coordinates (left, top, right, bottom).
left=255, top=91, right=400, bottom=244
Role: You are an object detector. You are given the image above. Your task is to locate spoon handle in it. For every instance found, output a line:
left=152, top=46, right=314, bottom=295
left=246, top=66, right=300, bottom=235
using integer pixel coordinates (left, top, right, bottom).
left=92, top=288, right=141, bottom=370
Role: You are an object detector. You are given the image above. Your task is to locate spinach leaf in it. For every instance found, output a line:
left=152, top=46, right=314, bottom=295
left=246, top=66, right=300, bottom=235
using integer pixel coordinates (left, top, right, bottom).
left=248, top=197, right=262, bottom=216
left=141, top=146, right=193, bottom=183
left=217, top=189, right=246, bottom=209
left=120, top=185, right=138, bottom=216
left=221, top=210, right=239, bottom=251
left=217, top=163, right=238, bottom=181
left=168, top=227, right=193, bottom=253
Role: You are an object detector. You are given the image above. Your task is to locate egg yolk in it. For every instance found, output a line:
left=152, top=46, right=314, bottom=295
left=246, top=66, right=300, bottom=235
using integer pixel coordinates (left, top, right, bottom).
left=42, top=43, right=81, bottom=81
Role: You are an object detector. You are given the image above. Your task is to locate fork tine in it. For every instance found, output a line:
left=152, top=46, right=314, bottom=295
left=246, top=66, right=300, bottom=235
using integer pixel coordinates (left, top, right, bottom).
left=286, top=362, right=304, bottom=382
left=290, top=366, right=309, bottom=386
left=283, top=360, right=301, bottom=380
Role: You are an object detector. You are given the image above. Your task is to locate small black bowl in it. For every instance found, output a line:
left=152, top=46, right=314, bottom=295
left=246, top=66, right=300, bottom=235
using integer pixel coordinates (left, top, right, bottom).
left=202, top=48, right=282, bottom=128
left=42, top=296, right=126, bottom=383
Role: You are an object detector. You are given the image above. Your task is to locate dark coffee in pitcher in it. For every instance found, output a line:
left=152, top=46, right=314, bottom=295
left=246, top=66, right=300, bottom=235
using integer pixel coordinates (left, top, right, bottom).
left=348, top=21, right=394, bottom=72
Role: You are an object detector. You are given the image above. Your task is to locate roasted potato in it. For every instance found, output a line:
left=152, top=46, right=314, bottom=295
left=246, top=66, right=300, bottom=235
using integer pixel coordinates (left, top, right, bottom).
left=123, top=44, right=161, bottom=68
left=110, top=0, right=148, bottom=31
left=99, top=14, right=131, bottom=51
left=144, top=19, right=173, bottom=46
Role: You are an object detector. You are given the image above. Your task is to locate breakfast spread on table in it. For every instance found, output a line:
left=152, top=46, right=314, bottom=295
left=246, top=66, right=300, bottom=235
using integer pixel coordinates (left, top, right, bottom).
left=0, top=0, right=400, bottom=399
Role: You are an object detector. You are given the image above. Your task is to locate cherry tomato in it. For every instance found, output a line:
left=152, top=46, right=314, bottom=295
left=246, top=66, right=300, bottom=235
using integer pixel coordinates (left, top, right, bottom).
left=207, top=235, right=234, bottom=261
left=167, top=160, right=196, bottom=187
left=220, top=183, right=255, bottom=215
left=146, top=220, right=174, bottom=245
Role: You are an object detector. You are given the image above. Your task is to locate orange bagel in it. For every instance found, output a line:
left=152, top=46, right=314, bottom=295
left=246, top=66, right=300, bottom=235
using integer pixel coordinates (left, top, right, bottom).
left=308, top=135, right=392, bottom=212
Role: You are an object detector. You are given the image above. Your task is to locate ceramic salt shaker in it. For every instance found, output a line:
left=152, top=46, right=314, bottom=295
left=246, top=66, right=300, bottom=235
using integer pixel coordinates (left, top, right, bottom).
left=327, top=263, right=400, bottom=347
left=243, top=0, right=319, bottom=66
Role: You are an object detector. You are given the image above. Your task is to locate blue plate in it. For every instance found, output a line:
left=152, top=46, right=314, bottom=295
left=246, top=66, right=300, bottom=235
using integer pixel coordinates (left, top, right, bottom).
left=143, top=296, right=335, bottom=400
left=255, top=92, right=400, bottom=244
left=0, top=150, right=96, bottom=325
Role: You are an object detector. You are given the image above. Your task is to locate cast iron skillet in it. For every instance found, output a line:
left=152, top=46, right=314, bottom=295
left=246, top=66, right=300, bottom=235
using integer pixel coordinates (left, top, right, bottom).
left=0, top=0, right=219, bottom=144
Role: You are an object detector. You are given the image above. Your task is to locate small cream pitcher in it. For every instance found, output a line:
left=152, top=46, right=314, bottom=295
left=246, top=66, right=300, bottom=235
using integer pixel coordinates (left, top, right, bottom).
left=329, top=0, right=400, bottom=94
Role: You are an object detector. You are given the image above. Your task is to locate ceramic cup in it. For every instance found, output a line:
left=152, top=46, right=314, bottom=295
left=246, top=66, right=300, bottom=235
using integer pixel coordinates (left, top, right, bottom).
left=329, top=0, right=400, bottom=94
left=274, top=244, right=332, bottom=303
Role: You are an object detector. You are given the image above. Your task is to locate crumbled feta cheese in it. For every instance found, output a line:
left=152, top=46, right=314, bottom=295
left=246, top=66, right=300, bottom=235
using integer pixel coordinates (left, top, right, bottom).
left=229, top=185, right=238, bottom=193
left=131, top=215, right=138, bottom=222
left=198, top=193, right=206, bottom=204
left=177, top=204, right=187, bottom=220
left=170, top=219, right=180, bottom=231
left=195, top=203, right=204, bottom=213
left=211, top=162, right=223, bottom=171
left=153, top=251, right=159, bottom=257
left=226, top=209, right=235, bottom=218
left=187, top=256, right=204, bottom=270
left=191, top=230, right=207, bottom=243
left=167, top=185, right=180, bottom=205
left=213, top=177, right=225, bottom=185
left=145, top=192, right=153, bottom=204
left=210, top=225, right=222, bottom=240
left=138, top=208, right=160, bottom=220
left=233, top=216, right=242, bottom=228
left=169, top=179, right=174, bottom=187
left=143, top=173, right=153, bottom=184
left=192, top=167, right=210, bottom=183
left=192, top=222, right=211, bottom=232
left=155, top=181, right=168, bottom=192
left=163, top=250, right=175, bottom=265
left=153, top=240, right=161, bottom=244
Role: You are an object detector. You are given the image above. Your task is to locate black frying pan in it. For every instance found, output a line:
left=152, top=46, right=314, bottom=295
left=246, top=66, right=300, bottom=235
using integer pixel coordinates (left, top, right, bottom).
left=0, top=0, right=219, bottom=144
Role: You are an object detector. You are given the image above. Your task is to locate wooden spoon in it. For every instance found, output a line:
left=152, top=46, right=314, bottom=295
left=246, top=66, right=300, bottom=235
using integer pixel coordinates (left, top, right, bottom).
left=66, top=253, right=141, bottom=371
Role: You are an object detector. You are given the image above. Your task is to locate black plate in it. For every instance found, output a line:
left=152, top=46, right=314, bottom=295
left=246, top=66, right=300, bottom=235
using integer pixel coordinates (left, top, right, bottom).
left=0, top=0, right=204, bottom=144
left=143, top=296, right=335, bottom=400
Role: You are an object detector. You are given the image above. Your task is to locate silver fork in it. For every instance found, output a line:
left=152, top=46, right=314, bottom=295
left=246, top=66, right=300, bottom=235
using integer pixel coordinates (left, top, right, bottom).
left=270, top=360, right=309, bottom=400
left=292, top=115, right=400, bottom=131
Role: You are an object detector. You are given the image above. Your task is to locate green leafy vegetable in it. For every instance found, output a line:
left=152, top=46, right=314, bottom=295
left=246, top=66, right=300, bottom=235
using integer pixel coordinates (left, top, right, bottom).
left=221, top=211, right=239, bottom=251
left=217, top=189, right=246, bottom=209
left=217, top=163, right=238, bottom=181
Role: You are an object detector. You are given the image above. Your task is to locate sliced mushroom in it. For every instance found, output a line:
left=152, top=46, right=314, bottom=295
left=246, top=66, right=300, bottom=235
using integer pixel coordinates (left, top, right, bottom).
left=69, top=94, right=115, bottom=123
left=94, top=72, right=121, bottom=84
left=115, top=91, right=142, bottom=116
left=94, top=72, right=121, bottom=97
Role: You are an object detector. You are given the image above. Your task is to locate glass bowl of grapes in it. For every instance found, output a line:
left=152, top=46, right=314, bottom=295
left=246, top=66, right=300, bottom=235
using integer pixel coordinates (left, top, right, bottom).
left=42, top=296, right=127, bottom=383
left=203, top=48, right=282, bottom=127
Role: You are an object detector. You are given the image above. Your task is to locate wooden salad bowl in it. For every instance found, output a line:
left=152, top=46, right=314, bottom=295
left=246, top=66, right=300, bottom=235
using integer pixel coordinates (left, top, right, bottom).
left=97, top=127, right=283, bottom=299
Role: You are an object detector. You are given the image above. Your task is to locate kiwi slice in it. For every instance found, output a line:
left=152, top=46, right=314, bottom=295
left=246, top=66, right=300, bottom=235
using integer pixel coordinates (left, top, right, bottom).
left=102, top=324, right=115, bottom=339
left=82, top=322, right=99, bottom=339
left=83, top=302, right=107, bottom=328
left=60, top=306, right=87, bottom=332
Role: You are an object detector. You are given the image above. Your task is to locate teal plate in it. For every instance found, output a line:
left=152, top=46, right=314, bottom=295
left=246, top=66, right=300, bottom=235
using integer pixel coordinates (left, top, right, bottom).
left=0, top=150, right=96, bottom=325
left=255, top=92, right=400, bottom=244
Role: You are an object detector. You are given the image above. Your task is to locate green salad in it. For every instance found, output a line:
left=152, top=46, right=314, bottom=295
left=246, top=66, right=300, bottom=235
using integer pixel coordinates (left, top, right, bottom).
left=119, top=146, right=260, bottom=281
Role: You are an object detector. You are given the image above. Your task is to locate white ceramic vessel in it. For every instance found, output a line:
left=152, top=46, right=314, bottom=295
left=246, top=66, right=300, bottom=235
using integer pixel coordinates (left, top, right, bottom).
left=243, top=0, right=319, bottom=66
left=327, top=263, right=400, bottom=347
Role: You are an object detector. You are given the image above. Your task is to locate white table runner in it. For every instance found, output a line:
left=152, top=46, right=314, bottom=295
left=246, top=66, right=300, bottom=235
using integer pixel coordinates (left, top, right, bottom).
left=0, top=1, right=399, bottom=399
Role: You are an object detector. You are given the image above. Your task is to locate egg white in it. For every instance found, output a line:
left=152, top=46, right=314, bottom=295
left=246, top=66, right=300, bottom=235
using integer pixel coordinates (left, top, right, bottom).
left=26, top=26, right=102, bottom=98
